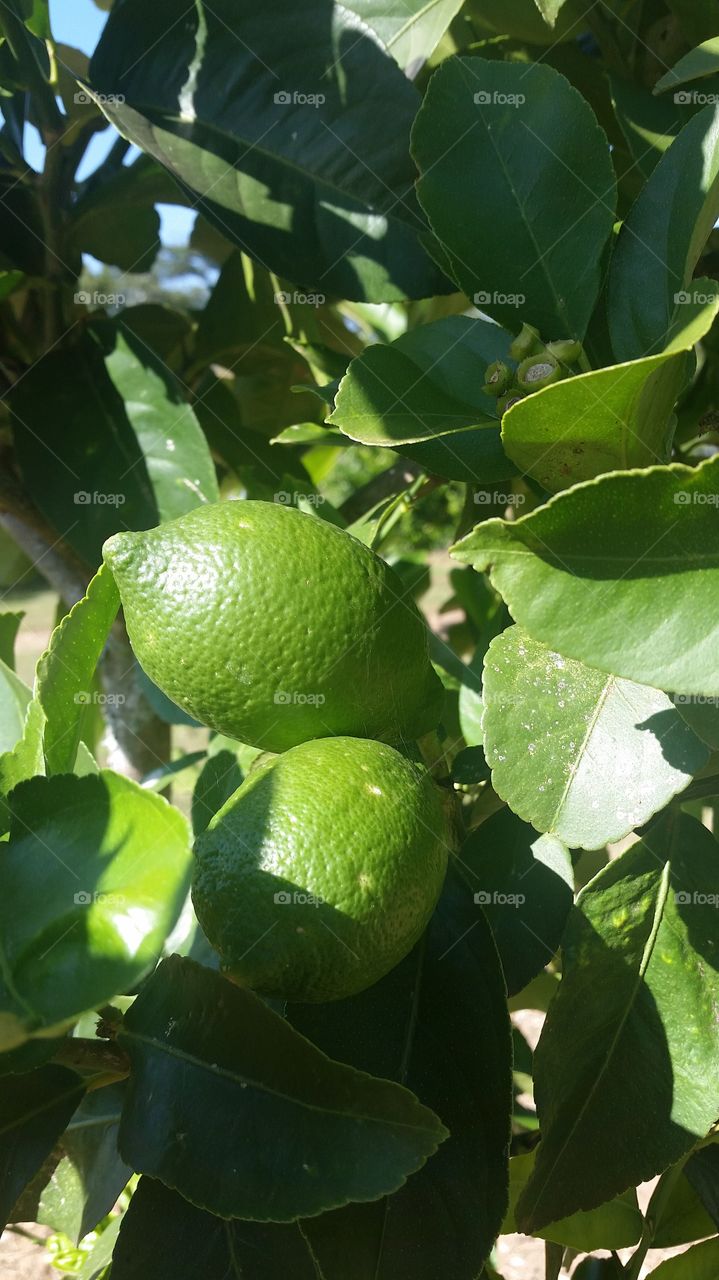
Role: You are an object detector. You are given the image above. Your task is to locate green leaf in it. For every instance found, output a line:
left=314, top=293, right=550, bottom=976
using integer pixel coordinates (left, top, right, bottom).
left=504, top=1150, right=642, bottom=1249
left=532, top=0, right=569, bottom=25
left=117, top=955, right=447, bottom=1222
left=501, top=295, right=719, bottom=492
left=655, top=38, right=719, bottom=93
left=517, top=813, right=719, bottom=1231
left=89, top=0, right=451, bottom=303
left=608, top=106, right=719, bottom=361
left=481, top=626, right=708, bottom=850
left=16, top=0, right=50, bottom=39
left=412, top=58, right=616, bottom=337
left=35, top=565, right=119, bottom=776
left=1, top=1066, right=85, bottom=1231
left=685, top=1144, right=719, bottom=1229
left=0, top=612, right=23, bottom=669
left=0, top=654, right=31, bottom=752
left=36, top=1083, right=131, bottom=1244
left=347, top=0, right=464, bottom=75
left=647, top=1238, right=719, bottom=1279
left=0, top=699, right=45, bottom=834
left=191, top=750, right=243, bottom=837
left=610, top=75, right=687, bottom=179
left=674, top=696, right=719, bottom=750
left=457, top=806, right=573, bottom=993
left=291, top=866, right=512, bottom=1280
left=329, top=316, right=515, bottom=483
left=110, top=1176, right=320, bottom=1279
left=77, top=1212, right=123, bottom=1280
left=652, top=1170, right=717, bottom=1246
left=105, top=328, right=219, bottom=518
left=11, top=335, right=159, bottom=567
left=67, top=160, right=161, bottom=273
left=451, top=456, right=719, bottom=697
left=0, top=772, right=191, bottom=1050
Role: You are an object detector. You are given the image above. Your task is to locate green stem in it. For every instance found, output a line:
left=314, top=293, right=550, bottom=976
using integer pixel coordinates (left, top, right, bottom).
left=624, top=1159, right=687, bottom=1280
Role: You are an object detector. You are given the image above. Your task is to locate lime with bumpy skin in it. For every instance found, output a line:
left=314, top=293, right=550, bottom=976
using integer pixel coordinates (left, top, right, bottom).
left=102, top=501, right=443, bottom=752
left=192, top=736, right=450, bottom=1002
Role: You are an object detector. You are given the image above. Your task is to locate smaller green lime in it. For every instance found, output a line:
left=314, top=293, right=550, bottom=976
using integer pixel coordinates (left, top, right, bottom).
left=192, top=737, right=450, bottom=1002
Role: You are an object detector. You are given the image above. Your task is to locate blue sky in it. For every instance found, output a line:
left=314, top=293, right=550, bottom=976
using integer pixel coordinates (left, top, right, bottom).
left=28, top=0, right=196, bottom=246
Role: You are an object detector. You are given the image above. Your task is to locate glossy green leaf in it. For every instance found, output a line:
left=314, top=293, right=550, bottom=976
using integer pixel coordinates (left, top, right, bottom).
left=457, top=805, right=573, bottom=993
left=329, top=316, right=515, bottom=483
left=451, top=456, right=719, bottom=697
left=0, top=654, right=31, bottom=753
left=0, top=772, right=191, bottom=1050
left=652, top=1170, right=717, bottom=1246
left=117, top=955, right=447, bottom=1222
left=647, top=1239, right=719, bottom=1280
left=504, top=1150, right=642, bottom=1249
left=293, top=866, right=512, bottom=1280
left=36, top=1084, right=131, bottom=1244
left=0, top=699, right=45, bottom=834
left=11, top=335, right=159, bottom=567
left=655, top=39, right=719, bottom=93
left=89, top=0, right=451, bottom=303
left=608, top=106, right=719, bottom=361
left=347, top=0, right=464, bottom=75
left=16, top=0, right=50, bottom=39
left=501, top=295, right=718, bottom=492
left=105, top=328, right=219, bottom=518
left=1, top=1066, right=84, bottom=1231
left=412, top=58, right=616, bottom=337
left=35, top=565, right=119, bottom=776
left=517, top=814, right=719, bottom=1231
left=685, top=1144, right=719, bottom=1229
left=191, top=750, right=243, bottom=837
left=610, top=75, right=687, bottom=179
left=481, top=627, right=708, bottom=850
left=110, top=1177, right=319, bottom=1279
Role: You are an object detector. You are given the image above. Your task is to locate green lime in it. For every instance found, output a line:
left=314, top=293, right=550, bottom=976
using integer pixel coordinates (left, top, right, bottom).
left=192, top=736, right=450, bottom=1002
left=103, top=501, right=443, bottom=752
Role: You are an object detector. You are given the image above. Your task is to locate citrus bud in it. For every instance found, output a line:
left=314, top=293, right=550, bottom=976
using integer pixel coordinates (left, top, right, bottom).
left=546, top=338, right=584, bottom=365
left=517, top=353, right=562, bottom=391
left=497, top=391, right=525, bottom=416
left=509, top=323, right=543, bottom=361
left=482, top=360, right=512, bottom=397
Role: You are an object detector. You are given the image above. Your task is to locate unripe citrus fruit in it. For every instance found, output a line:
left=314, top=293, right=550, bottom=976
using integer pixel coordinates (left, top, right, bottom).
left=102, top=501, right=443, bottom=752
left=192, top=736, right=450, bottom=1002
